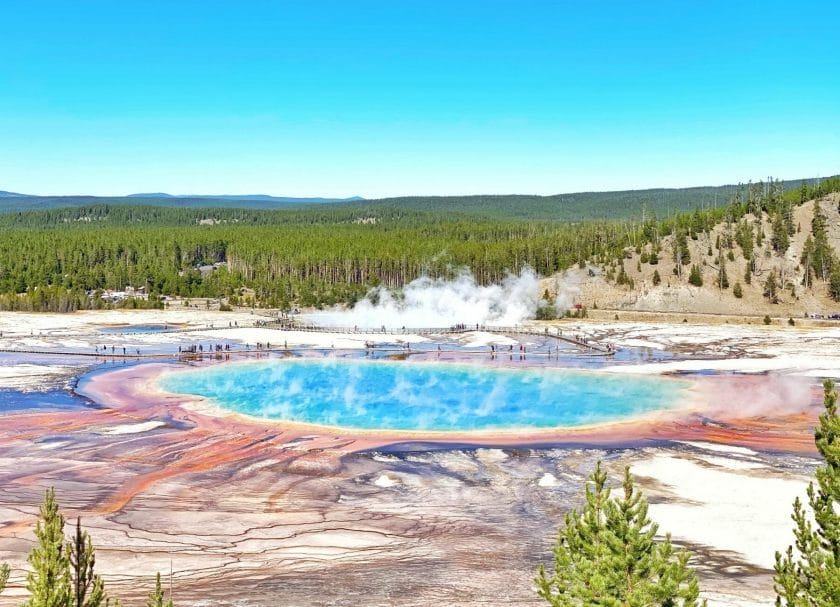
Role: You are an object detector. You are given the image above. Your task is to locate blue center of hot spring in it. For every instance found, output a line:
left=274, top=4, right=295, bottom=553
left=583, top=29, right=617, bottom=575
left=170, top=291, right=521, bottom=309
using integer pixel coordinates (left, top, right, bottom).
left=158, top=359, right=685, bottom=431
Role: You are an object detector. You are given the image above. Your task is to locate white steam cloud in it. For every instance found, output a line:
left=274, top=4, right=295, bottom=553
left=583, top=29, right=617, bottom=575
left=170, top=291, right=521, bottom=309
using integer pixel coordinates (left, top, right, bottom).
left=311, top=267, right=545, bottom=328
left=551, top=269, right=584, bottom=311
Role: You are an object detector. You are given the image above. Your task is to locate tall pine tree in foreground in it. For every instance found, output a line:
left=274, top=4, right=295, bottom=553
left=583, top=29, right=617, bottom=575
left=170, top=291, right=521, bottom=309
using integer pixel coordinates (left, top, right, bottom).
left=26, top=488, right=71, bottom=607
left=70, top=518, right=107, bottom=607
left=24, top=489, right=119, bottom=607
left=774, top=379, right=840, bottom=606
left=147, top=572, right=173, bottom=607
left=0, top=561, right=9, bottom=594
left=536, top=462, right=706, bottom=607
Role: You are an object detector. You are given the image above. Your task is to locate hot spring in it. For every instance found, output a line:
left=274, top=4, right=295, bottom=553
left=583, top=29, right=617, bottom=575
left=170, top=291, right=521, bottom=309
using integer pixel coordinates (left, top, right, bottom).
left=157, top=359, right=688, bottom=432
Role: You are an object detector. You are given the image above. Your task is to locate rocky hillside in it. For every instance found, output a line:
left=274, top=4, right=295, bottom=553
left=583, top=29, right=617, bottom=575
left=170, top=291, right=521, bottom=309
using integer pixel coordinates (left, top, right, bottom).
left=547, top=193, right=840, bottom=317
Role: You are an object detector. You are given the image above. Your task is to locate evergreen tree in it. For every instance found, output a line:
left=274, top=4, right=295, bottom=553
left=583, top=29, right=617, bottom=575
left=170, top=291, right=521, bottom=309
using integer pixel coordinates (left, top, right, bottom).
left=765, top=271, right=779, bottom=303
left=772, top=212, right=790, bottom=254
left=733, top=282, right=743, bottom=298
left=810, top=201, right=835, bottom=283
left=652, top=269, right=661, bottom=286
left=830, top=270, right=840, bottom=302
left=147, top=572, right=173, bottom=607
left=70, top=518, right=106, bottom=607
left=676, top=232, right=691, bottom=265
left=688, top=264, right=703, bottom=287
left=536, top=463, right=706, bottom=607
left=718, top=253, right=729, bottom=289
left=784, top=202, right=796, bottom=237
left=735, top=220, right=754, bottom=259
left=0, top=562, right=9, bottom=594
left=617, top=265, right=630, bottom=286
left=744, top=257, right=753, bottom=285
left=801, top=236, right=815, bottom=288
left=774, top=379, right=840, bottom=606
left=26, top=488, right=71, bottom=607
left=689, top=210, right=704, bottom=239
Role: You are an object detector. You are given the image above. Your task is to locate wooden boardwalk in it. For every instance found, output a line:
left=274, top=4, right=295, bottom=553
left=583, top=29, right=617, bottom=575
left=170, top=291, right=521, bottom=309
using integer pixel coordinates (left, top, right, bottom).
left=0, top=320, right=615, bottom=358
left=276, top=322, right=614, bottom=354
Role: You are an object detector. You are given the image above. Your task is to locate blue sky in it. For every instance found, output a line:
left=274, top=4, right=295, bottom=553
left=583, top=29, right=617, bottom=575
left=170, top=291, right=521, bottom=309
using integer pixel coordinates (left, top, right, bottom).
left=2, top=1, right=839, bottom=197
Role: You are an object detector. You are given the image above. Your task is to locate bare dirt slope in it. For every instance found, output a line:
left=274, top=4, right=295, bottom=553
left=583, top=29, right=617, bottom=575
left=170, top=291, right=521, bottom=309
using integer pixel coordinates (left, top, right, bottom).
left=545, top=194, right=840, bottom=317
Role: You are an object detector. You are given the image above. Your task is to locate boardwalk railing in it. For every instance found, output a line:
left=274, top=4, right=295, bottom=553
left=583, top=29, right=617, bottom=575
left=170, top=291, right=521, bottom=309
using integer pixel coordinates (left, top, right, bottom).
left=267, top=322, right=614, bottom=354
left=0, top=317, right=614, bottom=355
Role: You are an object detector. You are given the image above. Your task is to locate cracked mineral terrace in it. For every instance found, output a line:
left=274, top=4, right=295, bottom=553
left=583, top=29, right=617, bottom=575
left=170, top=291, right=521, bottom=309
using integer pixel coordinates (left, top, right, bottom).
left=0, top=310, right=833, bottom=607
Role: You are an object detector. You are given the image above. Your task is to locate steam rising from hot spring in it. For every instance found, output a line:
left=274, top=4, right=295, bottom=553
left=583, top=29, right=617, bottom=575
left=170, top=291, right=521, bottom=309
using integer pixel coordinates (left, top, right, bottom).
left=314, top=268, right=544, bottom=328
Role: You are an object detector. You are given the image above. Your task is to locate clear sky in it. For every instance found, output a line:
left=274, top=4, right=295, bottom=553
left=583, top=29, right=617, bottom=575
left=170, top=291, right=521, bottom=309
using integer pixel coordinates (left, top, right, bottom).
left=2, top=1, right=839, bottom=198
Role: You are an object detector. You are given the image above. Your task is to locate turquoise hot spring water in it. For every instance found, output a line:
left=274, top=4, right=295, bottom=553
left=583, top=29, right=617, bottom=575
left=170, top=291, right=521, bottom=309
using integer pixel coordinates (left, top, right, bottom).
left=159, top=359, right=688, bottom=432
left=157, top=358, right=688, bottom=432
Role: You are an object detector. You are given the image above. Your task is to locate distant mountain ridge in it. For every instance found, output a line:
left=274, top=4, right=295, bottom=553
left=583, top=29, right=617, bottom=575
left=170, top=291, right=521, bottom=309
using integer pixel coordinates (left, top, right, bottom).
left=0, top=192, right=367, bottom=213
left=127, top=193, right=365, bottom=203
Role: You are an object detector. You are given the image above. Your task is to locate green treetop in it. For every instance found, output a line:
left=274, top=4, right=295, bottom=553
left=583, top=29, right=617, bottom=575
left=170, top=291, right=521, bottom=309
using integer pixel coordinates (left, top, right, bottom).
left=774, top=379, right=840, bottom=606
left=0, top=562, right=9, bottom=594
left=735, top=219, right=754, bottom=259
left=830, top=269, right=840, bottom=302
left=772, top=212, right=790, bottom=254
left=536, top=462, right=706, bottom=607
left=26, top=488, right=71, bottom=607
left=23, top=489, right=118, bottom=607
left=801, top=236, right=815, bottom=289
left=147, top=572, right=173, bottom=607
left=673, top=231, right=691, bottom=266
left=717, top=252, right=729, bottom=289
left=688, top=264, right=703, bottom=287
left=765, top=271, right=780, bottom=303
left=70, top=518, right=107, bottom=607
left=810, top=201, right=835, bottom=283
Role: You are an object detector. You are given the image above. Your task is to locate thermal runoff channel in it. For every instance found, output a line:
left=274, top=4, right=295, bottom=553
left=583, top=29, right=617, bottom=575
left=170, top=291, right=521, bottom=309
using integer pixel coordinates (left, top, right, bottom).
left=157, top=359, right=687, bottom=432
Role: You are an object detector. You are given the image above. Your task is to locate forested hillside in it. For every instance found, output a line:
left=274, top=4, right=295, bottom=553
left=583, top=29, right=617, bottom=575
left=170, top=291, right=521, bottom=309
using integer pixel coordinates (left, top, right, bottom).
left=1, top=176, right=833, bottom=221
left=0, top=213, right=631, bottom=311
left=0, top=178, right=838, bottom=312
left=345, top=179, right=806, bottom=221
left=562, top=178, right=840, bottom=316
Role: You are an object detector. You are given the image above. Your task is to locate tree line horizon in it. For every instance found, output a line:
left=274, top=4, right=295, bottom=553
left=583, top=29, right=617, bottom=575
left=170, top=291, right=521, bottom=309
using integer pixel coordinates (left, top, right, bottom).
left=0, top=177, right=838, bottom=313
